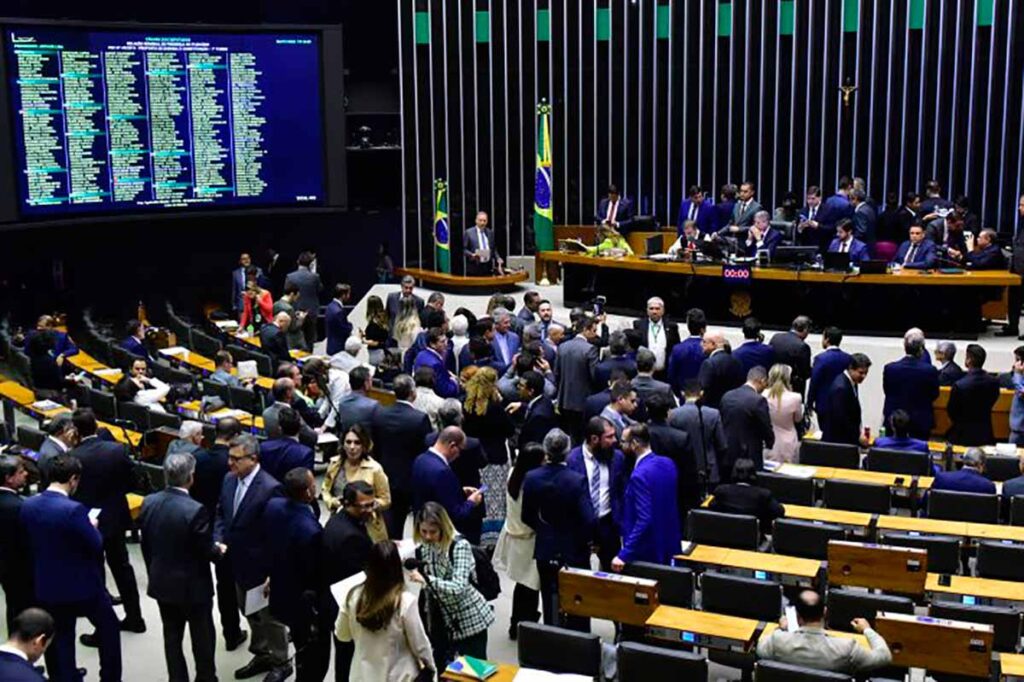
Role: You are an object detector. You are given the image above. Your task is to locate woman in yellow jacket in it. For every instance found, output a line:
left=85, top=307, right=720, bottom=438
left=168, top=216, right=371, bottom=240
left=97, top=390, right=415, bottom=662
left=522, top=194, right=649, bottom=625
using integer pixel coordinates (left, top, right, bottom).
left=322, top=423, right=391, bottom=542
left=584, top=225, right=634, bottom=256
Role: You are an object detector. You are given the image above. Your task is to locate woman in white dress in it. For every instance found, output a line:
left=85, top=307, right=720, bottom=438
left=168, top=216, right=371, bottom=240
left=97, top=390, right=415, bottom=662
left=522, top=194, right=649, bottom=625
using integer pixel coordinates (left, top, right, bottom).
left=492, top=442, right=546, bottom=639
left=336, top=540, right=434, bottom=682
left=763, top=363, right=804, bottom=464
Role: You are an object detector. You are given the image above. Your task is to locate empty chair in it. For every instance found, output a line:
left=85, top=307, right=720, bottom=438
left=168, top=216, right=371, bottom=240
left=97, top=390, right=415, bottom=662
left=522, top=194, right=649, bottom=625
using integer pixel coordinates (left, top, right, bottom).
left=984, top=455, right=1020, bottom=482
left=617, top=642, right=708, bottom=682
left=822, top=479, right=891, bottom=514
left=927, top=489, right=1000, bottom=524
left=250, top=350, right=273, bottom=377
left=517, top=623, right=601, bottom=677
left=876, top=532, right=962, bottom=575
left=116, top=401, right=150, bottom=431
left=799, top=441, right=860, bottom=469
left=824, top=589, right=914, bottom=632
left=929, top=602, right=1021, bottom=653
left=1010, top=496, right=1024, bottom=526
left=229, top=385, right=263, bottom=415
left=756, top=471, right=816, bottom=506
left=976, top=541, right=1024, bottom=582
left=754, top=660, right=853, bottom=682
left=150, top=363, right=195, bottom=387
left=687, top=509, right=760, bottom=550
left=625, top=562, right=694, bottom=608
left=202, top=380, right=231, bottom=405
left=148, top=411, right=182, bottom=430
left=87, top=388, right=117, bottom=421
left=15, top=424, right=46, bottom=452
left=134, top=461, right=166, bottom=494
left=190, top=330, right=222, bottom=357
left=110, top=344, right=138, bottom=370
left=771, top=518, right=846, bottom=560
left=700, top=571, right=783, bottom=622
left=865, top=447, right=933, bottom=476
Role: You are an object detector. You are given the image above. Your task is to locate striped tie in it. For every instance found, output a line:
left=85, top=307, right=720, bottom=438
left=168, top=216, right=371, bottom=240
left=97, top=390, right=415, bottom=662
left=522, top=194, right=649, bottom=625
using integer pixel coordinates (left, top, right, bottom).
left=590, top=462, right=601, bottom=513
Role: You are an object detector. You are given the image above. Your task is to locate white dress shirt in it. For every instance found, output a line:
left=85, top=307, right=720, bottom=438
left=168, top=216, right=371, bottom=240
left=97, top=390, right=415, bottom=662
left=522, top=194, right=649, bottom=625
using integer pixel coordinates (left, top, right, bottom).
left=581, top=444, right=612, bottom=518
left=233, top=464, right=261, bottom=512
left=135, top=376, right=170, bottom=412
left=646, top=319, right=668, bottom=371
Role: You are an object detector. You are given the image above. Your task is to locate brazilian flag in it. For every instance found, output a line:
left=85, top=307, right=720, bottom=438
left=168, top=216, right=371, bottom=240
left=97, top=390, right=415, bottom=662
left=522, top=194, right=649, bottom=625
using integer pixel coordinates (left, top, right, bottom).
left=433, top=179, right=450, bottom=273
left=534, top=101, right=554, bottom=252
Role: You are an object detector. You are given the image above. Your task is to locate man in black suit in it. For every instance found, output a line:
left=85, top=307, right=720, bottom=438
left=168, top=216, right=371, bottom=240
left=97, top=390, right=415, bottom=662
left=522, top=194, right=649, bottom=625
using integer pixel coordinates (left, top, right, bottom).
left=37, top=413, right=77, bottom=489
left=821, top=353, right=872, bottom=446
left=370, top=374, right=434, bottom=540
left=0, top=607, right=54, bottom=681
left=644, top=395, right=693, bottom=530
left=214, top=434, right=289, bottom=681
left=515, top=370, right=558, bottom=450
left=191, top=417, right=247, bottom=651
left=709, top=458, right=785, bottom=534
left=284, top=251, right=323, bottom=350
left=260, top=312, right=293, bottom=371
left=322, top=481, right=375, bottom=682
left=935, top=341, right=965, bottom=387
left=69, top=408, right=146, bottom=637
left=719, top=367, right=775, bottom=475
left=595, top=184, right=634, bottom=232
left=947, top=343, right=1001, bottom=446
left=769, top=316, right=813, bottom=398
left=139, top=453, right=219, bottom=682
left=698, top=331, right=745, bottom=410
left=633, top=296, right=681, bottom=379
left=0, top=455, right=33, bottom=633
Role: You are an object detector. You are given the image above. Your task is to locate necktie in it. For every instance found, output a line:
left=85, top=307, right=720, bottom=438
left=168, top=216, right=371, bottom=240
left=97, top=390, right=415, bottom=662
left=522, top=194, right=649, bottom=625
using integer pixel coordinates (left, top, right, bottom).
left=809, top=206, right=816, bottom=221
left=904, top=244, right=918, bottom=265
left=479, top=228, right=489, bottom=253
left=589, top=461, right=601, bottom=513
left=688, top=203, right=697, bottom=221
left=233, top=479, right=245, bottom=515
left=606, top=201, right=617, bottom=223
left=841, top=240, right=848, bottom=253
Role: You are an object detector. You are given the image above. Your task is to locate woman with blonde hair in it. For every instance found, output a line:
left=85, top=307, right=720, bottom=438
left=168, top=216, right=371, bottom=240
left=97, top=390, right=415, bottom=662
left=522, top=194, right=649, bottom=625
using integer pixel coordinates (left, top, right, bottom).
left=585, top=225, right=634, bottom=256
left=336, top=540, right=434, bottom=681
left=322, top=423, right=391, bottom=541
left=763, top=363, right=804, bottom=464
left=462, top=366, right=515, bottom=545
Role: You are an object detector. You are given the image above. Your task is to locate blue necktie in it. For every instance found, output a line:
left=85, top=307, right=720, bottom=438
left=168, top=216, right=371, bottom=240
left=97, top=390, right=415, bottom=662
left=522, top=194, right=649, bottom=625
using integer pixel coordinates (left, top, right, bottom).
left=590, top=461, right=601, bottom=514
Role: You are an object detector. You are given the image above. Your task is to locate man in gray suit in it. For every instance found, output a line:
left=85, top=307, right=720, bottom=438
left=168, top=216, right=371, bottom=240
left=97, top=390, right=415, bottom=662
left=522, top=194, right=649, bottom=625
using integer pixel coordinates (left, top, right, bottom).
left=283, top=251, right=322, bottom=350
left=386, top=276, right=426, bottom=333
left=718, top=366, right=775, bottom=475
left=262, top=378, right=317, bottom=449
left=631, top=349, right=676, bottom=408
left=720, top=181, right=762, bottom=237
left=668, top=380, right=725, bottom=507
left=336, top=367, right=380, bottom=433
left=757, top=590, right=892, bottom=675
left=463, top=211, right=502, bottom=276
left=555, top=316, right=600, bottom=442
left=37, top=414, right=77, bottom=488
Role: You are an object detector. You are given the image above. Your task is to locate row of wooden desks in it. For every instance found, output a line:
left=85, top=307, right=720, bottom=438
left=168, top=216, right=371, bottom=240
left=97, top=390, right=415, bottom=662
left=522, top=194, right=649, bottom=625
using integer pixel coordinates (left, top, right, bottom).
left=677, top=545, right=822, bottom=585
left=0, top=380, right=142, bottom=447
left=64, top=350, right=123, bottom=385
left=775, top=462, right=934, bottom=491
left=158, top=347, right=275, bottom=390
left=177, top=400, right=265, bottom=432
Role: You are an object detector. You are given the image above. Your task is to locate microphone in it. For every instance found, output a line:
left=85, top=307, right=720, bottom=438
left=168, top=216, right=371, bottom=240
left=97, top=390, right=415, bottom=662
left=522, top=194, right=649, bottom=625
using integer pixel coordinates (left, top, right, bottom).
left=403, top=557, right=424, bottom=572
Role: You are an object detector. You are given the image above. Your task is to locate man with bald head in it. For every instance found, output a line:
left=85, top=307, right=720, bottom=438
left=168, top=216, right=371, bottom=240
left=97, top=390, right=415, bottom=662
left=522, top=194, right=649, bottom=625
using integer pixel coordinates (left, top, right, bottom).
left=259, top=311, right=292, bottom=369
left=697, top=331, right=744, bottom=409
left=410, top=426, right=484, bottom=542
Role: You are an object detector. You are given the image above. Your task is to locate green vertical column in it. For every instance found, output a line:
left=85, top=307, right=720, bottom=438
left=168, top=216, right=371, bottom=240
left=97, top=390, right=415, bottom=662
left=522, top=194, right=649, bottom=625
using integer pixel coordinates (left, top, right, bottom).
left=596, top=7, right=612, bottom=41
left=909, top=0, right=926, bottom=29
left=415, top=11, right=430, bottom=45
left=843, top=0, right=859, bottom=32
left=977, top=0, right=995, bottom=26
left=656, top=5, right=671, bottom=40
left=475, top=10, right=490, bottom=42
left=780, top=1, right=796, bottom=35
left=718, top=3, right=733, bottom=37
left=536, top=8, right=551, bottom=41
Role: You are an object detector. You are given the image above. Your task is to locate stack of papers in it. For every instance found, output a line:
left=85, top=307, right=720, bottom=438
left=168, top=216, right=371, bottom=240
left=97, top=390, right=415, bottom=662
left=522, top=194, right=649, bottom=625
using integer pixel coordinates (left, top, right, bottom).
left=512, top=670, right=592, bottom=682
left=445, top=656, right=498, bottom=680
left=93, top=368, right=122, bottom=377
left=158, top=346, right=188, bottom=357
left=777, top=464, right=817, bottom=479
left=31, top=399, right=64, bottom=412
left=213, top=320, right=240, bottom=331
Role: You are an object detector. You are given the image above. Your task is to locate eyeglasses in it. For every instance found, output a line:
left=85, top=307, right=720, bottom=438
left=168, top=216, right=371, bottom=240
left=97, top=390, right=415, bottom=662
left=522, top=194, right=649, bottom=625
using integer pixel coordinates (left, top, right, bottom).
left=228, top=454, right=253, bottom=462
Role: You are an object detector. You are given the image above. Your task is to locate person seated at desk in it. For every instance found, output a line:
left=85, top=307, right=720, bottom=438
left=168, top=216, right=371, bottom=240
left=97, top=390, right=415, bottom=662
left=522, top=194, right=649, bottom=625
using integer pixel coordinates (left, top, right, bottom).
left=709, top=458, right=784, bottom=533
left=120, top=318, right=155, bottom=362
left=893, top=225, right=938, bottom=269
left=965, top=228, right=1007, bottom=270
left=827, top=219, right=871, bottom=263
left=744, top=211, right=782, bottom=258
left=874, top=410, right=929, bottom=454
left=931, top=447, right=996, bottom=494
left=208, top=350, right=252, bottom=389
left=677, top=185, right=716, bottom=235
left=23, top=314, right=78, bottom=359
left=595, top=184, right=633, bottom=232
left=584, top=225, right=634, bottom=257
left=1000, top=454, right=1024, bottom=499
left=668, top=220, right=702, bottom=258
left=756, top=589, right=893, bottom=675
left=114, top=358, right=170, bottom=413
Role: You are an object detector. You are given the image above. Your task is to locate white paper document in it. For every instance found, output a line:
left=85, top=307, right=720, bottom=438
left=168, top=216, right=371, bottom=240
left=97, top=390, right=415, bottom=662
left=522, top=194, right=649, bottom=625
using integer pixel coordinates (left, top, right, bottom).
left=512, top=670, right=592, bottom=682
left=243, top=584, right=269, bottom=616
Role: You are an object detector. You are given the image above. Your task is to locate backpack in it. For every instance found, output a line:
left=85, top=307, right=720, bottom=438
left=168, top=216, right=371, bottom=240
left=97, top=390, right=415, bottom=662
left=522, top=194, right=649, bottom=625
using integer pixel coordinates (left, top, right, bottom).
left=449, top=537, right=501, bottom=602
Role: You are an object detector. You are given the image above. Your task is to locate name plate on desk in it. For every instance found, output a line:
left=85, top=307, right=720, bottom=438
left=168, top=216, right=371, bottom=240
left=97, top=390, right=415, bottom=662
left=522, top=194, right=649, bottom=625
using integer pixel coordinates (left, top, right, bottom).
left=558, top=567, right=659, bottom=626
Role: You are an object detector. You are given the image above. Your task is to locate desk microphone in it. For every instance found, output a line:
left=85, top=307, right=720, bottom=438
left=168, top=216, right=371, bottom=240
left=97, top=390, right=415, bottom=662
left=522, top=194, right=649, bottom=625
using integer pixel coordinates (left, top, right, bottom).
left=403, top=557, right=425, bottom=572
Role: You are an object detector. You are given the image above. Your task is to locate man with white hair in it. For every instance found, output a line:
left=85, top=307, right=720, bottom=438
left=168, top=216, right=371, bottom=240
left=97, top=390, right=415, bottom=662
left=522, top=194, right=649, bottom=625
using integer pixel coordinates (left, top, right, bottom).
left=698, top=331, right=745, bottom=410
left=931, top=447, right=996, bottom=494
left=745, top=210, right=782, bottom=257
left=882, top=327, right=940, bottom=439
left=166, top=420, right=205, bottom=457
left=329, top=336, right=364, bottom=373
left=632, top=296, right=680, bottom=379
left=491, top=308, right=521, bottom=372
left=934, top=341, right=964, bottom=386
left=450, top=314, right=471, bottom=369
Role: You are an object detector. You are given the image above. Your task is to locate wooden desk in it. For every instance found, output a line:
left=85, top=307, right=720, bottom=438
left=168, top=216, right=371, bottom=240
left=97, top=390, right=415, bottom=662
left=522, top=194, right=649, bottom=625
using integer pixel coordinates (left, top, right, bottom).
left=933, top=385, right=1013, bottom=441
left=396, top=266, right=530, bottom=293
left=826, top=541, right=928, bottom=596
left=646, top=605, right=763, bottom=651
left=441, top=663, right=519, bottom=682
left=776, top=463, right=933, bottom=491
left=675, top=545, right=821, bottom=586
left=159, top=347, right=274, bottom=390
left=966, top=522, right=1024, bottom=544
left=65, top=351, right=123, bottom=385
left=177, top=401, right=265, bottom=432
left=780, top=504, right=873, bottom=529
left=1001, top=653, right=1024, bottom=679
left=0, top=381, right=142, bottom=447
left=874, top=515, right=969, bottom=537
left=926, top=573, right=1024, bottom=606
left=876, top=611, right=995, bottom=677
left=558, top=567, right=659, bottom=626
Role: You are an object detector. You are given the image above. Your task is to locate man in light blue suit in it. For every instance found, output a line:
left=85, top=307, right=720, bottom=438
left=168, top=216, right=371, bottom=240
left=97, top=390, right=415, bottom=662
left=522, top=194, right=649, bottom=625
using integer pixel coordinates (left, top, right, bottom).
left=827, top=219, right=871, bottom=263
left=612, top=423, right=680, bottom=568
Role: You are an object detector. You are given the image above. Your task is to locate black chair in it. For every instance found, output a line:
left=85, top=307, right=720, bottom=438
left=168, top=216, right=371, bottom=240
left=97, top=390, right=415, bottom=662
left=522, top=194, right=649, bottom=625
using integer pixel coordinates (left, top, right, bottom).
left=87, top=388, right=117, bottom=421
left=148, top=411, right=182, bottom=430
left=687, top=509, right=760, bottom=550
left=927, top=489, right=1000, bottom=524
left=202, top=380, right=231, bottom=405
left=10, top=350, right=31, bottom=385
left=976, top=541, right=1024, bottom=582
left=876, top=532, right=962, bottom=575
left=617, top=642, right=708, bottom=682
left=116, top=401, right=150, bottom=432
left=756, top=471, right=816, bottom=506
left=799, top=440, right=860, bottom=469
left=754, top=660, right=853, bottom=682
left=229, top=386, right=263, bottom=415
left=134, top=461, right=166, bottom=494
left=110, top=345, right=138, bottom=371
left=1010, top=496, right=1024, bottom=526
left=625, top=562, right=694, bottom=608
left=700, top=571, right=783, bottom=622
left=984, top=455, right=1020, bottom=482
left=250, top=351, right=273, bottom=378
left=517, top=623, right=602, bottom=677
left=821, top=479, right=891, bottom=514
left=929, top=602, right=1022, bottom=653
left=151, top=363, right=195, bottom=387
left=15, top=424, right=46, bottom=452
left=191, top=331, right=222, bottom=358
left=824, top=588, right=914, bottom=632
left=771, top=518, right=846, bottom=560
left=865, top=447, right=933, bottom=476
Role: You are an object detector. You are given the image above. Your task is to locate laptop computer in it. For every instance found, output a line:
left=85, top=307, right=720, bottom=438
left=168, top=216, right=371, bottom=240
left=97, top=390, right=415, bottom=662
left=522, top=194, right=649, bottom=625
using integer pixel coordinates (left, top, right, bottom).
left=859, top=259, right=889, bottom=274
left=823, top=252, right=851, bottom=272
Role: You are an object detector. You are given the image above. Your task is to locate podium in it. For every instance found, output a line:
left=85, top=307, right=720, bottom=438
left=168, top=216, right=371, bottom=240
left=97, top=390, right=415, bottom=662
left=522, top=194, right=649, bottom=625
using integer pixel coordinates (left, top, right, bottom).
left=557, top=567, right=659, bottom=626
left=827, top=541, right=928, bottom=596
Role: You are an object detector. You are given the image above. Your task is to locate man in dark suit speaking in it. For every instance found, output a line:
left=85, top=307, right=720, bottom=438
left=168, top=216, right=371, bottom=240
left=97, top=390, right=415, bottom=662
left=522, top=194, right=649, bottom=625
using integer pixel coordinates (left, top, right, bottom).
left=595, top=184, right=634, bottom=232
left=464, top=210, right=502, bottom=276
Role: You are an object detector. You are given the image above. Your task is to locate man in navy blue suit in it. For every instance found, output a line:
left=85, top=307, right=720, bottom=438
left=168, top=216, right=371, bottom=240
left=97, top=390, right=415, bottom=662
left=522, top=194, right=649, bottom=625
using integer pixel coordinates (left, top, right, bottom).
left=946, top=343, right=1001, bottom=446
left=821, top=353, right=872, bottom=447
left=514, top=370, right=559, bottom=451
left=413, top=328, right=461, bottom=398
left=324, top=283, right=353, bottom=356
left=612, top=424, right=680, bottom=568
left=592, top=330, right=638, bottom=390
left=521, top=429, right=596, bottom=631
left=21, top=455, right=122, bottom=682
left=264, top=469, right=329, bottom=682
left=827, top=219, right=871, bottom=263
left=882, top=330, right=940, bottom=440
left=893, top=225, right=938, bottom=269
left=410, top=427, right=484, bottom=542
left=965, top=228, right=1007, bottom=270
left=258, top=407, right=315, bottom=482
left=567, top=417, right=627, bottom=571
left=0, top=608, right=55, bottom=681
left=744, top=211, right=783, bottom=258
left=667, top=308, right=708, bottom=396
left=0, top=455, right=33, bottom=635
left=119, top=318, right=154, bottom=362
left=797, top=185, right=826, bottom=248
left=807, top=327, right=851, bottom=420
left=677, top=185, right=716, bottom=235
left=732, top=317, right=775, bottom=375
left=595, top=184, right=633, bottom=232
left=214, top=434, right=289, bottom=681
left=931, top=448, right=997, bottom=494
